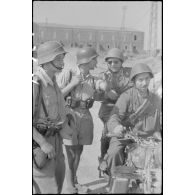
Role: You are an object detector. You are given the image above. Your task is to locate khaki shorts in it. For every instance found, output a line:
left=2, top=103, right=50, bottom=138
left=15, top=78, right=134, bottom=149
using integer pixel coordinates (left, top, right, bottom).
left=63, top=108, right=94, bottom=145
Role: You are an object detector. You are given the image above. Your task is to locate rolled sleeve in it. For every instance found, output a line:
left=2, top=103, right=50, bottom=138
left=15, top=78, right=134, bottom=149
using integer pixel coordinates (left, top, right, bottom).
left=56, top=68, right=72, bottom=90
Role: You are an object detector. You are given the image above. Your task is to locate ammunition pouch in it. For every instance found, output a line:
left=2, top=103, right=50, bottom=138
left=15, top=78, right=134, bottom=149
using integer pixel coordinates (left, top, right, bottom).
left=105, top=98, right=117, bottom=104
left=65, top=96, right=94, bottom=109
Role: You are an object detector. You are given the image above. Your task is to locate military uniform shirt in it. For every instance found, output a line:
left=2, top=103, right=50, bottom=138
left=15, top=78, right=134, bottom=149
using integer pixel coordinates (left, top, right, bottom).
left=98, top=67, right=133, bottom=123
left=57, top=66, right=100, bottom=101
left=33, top=67, right=66, bottom=121
left=107, top=86, right=162, bottom=137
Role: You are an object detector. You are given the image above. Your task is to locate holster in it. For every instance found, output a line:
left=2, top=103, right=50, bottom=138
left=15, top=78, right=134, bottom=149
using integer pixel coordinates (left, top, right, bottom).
left=65, top=96, right=94, bottom=109
left=80, top=98, right=94, bottom=109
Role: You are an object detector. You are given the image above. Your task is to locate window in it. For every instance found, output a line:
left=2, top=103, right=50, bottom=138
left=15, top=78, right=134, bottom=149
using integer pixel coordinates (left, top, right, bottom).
left=77, top=33, right=80, bottom=40
left=53, top=32, right=56, bottom=39
left=134, top=35, right=137, bottom=41
left=66, top=32, right=69, bottom=40
left=79, top=42, right=83, bottom=48
left=112, top=35, right=115, bottom=41
left=89, top=33, right=92, bottom=41
left=101, top=34, right=104, bottom=41
left=41, top=31, right=44, bottom=38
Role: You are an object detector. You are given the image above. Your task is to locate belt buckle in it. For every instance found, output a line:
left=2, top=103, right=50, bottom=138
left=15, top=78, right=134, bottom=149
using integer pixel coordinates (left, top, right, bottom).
left=80, top=100, right=87, bottom=109
left=70, top=99, right=77, bottom=108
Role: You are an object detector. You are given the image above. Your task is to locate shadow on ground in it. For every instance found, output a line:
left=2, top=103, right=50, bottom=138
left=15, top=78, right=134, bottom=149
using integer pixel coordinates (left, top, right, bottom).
left=82, top=178, right=108, bottom=194
left=89, top=186, right=108, bottom=194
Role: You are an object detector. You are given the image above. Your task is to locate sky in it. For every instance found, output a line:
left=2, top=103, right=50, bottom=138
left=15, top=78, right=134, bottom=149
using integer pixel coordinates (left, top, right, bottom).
left=33, top=1, right=162, bottom=49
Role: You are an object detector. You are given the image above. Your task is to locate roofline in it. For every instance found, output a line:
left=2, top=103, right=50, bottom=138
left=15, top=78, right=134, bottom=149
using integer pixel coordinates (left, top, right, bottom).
left=34, top=22, right=143, bottom=33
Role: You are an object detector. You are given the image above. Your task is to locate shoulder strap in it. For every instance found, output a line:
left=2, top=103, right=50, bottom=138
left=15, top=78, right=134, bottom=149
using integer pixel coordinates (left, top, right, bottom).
left=65, top=70, right=73, bottom=100
left=129, top=98, right=150, bottom=124
left=33, top=79, right=42, bottom=123
left=123, top=88, right=150, bottom=126
left=69, top=70, right=72, bottom=83
left=92, top=76, right=95, bottom=90
left=33, top=79, right=48, bottom=123
left=41, top=96, right=49, bottom=118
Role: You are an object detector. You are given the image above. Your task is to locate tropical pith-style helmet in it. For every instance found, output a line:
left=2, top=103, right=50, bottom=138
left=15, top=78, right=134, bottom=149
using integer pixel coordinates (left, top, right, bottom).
left=105, top=48, right=124, bottom=62
left=37, top=41, right=67, bottom=65
left=130, top=63, right=154, bottom=81
left=76, top=47, right=98, bottom=65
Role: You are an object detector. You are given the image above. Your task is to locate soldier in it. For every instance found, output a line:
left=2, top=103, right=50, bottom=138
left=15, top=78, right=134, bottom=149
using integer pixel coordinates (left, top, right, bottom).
left=97, top=48, right=133, bottom=175
left=33, top=41, right=71, bottom=194
left=105, top=63, right=162, bottom=191
left=57, top=47, right=108, bottom=194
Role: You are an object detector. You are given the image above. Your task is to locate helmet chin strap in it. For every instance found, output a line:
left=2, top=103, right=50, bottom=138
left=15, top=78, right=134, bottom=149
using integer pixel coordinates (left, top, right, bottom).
left=51, top=61, right=63, bottom=70
left=109, top=67, right=122, bottom=74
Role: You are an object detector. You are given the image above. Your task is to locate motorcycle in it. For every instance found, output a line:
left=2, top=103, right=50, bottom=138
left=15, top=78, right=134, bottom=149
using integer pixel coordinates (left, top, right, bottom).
left=99, top=131, right=162, bottom=194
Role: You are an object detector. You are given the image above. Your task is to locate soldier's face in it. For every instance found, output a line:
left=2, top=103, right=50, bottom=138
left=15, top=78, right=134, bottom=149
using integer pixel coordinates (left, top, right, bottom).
left=107, top=58, right=122, bottom=73
left=51, top=53, right=65, bottom=72
left=134, top=72, right=151, bottom=92
left=90, top=57, right=98, bottom=70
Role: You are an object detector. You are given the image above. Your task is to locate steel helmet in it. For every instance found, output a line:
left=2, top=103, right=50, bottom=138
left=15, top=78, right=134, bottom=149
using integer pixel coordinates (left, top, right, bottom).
left=105, top=48, right=124, bottom=62
left=130, top=63, right=154, bottom=81
left=76, top=47, right=98, bottom=65
left=37, top=41, right=67, bottom=65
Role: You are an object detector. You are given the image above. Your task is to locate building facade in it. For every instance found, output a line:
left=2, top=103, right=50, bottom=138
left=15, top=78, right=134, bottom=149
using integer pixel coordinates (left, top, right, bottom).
left=33, top=23, right=144, bottom=53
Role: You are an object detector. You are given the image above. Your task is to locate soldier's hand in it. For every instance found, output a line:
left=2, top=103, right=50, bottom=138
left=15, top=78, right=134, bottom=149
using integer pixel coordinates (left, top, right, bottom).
left=40, top=141, right=55, bottom=159
left=113, top=125, right=125, bottom=138
left=71, top=75, right=82, bottom=86
left=99, top=81, right=108, bottom=92
left=153, top=131, right=162, bottom=141
left=106, top=90, right=118, bottom=100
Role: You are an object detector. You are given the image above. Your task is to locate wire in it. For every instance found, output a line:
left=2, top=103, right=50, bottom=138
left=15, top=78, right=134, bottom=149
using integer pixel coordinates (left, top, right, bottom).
left=132, top=7, right=151, bottom=28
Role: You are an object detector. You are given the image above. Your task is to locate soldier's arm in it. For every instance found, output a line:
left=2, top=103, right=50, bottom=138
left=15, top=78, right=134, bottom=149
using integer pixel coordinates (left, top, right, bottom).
left=57, top=68, right=80, bottom=97
left=107, top=90, right=130, bottom=133
left=93, top=74, right=110, bottom=101
left=33, top=127, right=47, bottom=146
left=153, top=95, right=162, bottom=139
left=32, top=80, right=47, bottom=146
left=155, top=95, right=162, bottom=129
left=33, top=80, right=55, bottom=158
left=93, top=73, right=119, bottom=101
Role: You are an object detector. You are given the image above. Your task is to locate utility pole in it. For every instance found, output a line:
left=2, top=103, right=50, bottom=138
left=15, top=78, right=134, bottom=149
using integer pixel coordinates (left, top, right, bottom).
left=148, top=1, right=158, bottom=55
left=120, top=5, right=127, bottom=49
left=44, top=17, right=48, bottom=42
